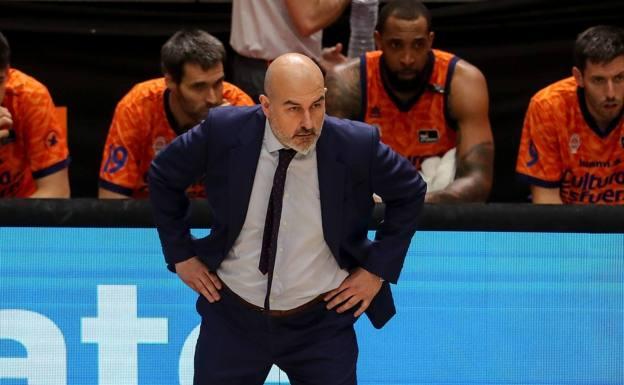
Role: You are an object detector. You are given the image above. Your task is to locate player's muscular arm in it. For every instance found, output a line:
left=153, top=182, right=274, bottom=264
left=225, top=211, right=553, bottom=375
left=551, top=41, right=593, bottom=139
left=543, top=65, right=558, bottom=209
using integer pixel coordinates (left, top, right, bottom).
left=98, top=188, right=129, bottom=199
left=530, top=185, right=563, bottom=204
left=284, top=0, right=350, bottom=37
left=31, top=168, right=70, bottom=198
left=325, top=59, right=363, bottom=120
left=426, top=61, right=494, bottom=203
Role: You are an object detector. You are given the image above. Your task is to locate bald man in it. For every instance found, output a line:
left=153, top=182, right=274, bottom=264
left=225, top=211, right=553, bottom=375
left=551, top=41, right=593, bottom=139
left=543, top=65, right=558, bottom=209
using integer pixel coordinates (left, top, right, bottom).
left=149, top=53, right=426, bottom=385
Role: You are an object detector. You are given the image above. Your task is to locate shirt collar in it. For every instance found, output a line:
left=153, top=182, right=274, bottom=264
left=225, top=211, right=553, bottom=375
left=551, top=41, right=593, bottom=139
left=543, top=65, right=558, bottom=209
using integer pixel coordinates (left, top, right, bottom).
left=264, top=119, right=286, bottom=154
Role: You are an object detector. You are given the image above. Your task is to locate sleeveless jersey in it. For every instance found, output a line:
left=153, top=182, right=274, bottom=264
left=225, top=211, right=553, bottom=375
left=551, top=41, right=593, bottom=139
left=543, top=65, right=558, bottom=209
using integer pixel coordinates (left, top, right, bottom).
left=362, top=49, right=459, bottom=169
left=516, top=77, right=624, bottom=204
left=99, top=78, right=253, bottom=198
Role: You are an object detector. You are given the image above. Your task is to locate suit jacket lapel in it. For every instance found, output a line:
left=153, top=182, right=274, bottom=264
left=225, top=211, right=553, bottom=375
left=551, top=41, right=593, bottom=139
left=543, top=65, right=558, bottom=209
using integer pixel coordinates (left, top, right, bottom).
left=316, top=120, right=345, bottom=259
left=227, top=109, right=265, bottom=248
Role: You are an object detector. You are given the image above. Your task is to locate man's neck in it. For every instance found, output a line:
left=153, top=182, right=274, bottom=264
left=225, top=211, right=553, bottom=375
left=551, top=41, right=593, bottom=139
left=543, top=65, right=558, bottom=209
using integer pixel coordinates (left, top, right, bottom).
left=580, top=91, right=623, bottom=133
left=590, top=106, right=623, bottom=132
left=166, top=90, right=195, bottom=132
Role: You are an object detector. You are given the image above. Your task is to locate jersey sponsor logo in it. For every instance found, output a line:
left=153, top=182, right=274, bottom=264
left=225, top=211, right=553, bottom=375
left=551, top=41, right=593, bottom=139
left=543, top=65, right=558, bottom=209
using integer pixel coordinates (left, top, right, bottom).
left=152, top=136, right=168, bottom=156
left=527, top=140, right=538, bottom=167
left=569, top=133, right=581, bottom=154
left=419, top=128, right=440, bottom=143
left=45, top=131, right=59, bottom=148
left=102, top=145, right=128, bottom=174
left=579, top=159, right=612, bottom=168
left=562, top=169, right=624, bottom=190
left=561, top=169, right=624, bottom=203
left=561, top=187, right=624, bottom=204
left=370, top=106, right=381, bottom=118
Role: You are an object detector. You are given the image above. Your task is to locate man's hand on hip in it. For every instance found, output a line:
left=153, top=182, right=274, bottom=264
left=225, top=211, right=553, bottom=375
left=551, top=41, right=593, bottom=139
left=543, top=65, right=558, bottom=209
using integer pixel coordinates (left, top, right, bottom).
left=175, top=256, right=222, bottom=303
left=324, top=267, right=383, bottom=317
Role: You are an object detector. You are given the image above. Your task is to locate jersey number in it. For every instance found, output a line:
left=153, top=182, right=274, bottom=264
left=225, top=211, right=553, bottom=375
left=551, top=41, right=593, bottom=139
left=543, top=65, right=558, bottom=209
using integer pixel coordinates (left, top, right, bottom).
left=102, top=145, right=128, bottom=174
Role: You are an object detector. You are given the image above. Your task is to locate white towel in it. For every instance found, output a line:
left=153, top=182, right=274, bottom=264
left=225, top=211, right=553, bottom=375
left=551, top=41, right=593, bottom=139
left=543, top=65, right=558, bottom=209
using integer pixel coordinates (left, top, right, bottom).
left=418, top=147, right=456, bottom=192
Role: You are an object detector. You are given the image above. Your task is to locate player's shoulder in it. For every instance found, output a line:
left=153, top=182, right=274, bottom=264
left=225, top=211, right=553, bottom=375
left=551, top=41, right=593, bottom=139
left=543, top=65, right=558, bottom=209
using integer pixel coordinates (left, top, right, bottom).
left=432, top=49, right=458, bottom=64
left=222, top=80, right=243, bottom=94
left=117, top=78, right=165, bottom=109
left=450, top=55, right=486, bottom=86
left=124, top=78, right=165, bottom=100
left=222, top=81, right=254, bottom=106
left=332, top=56, right=362, bottom=79
left=5, top=68, right=51, bottom=98
left=532, top=77, right=577, bottom=104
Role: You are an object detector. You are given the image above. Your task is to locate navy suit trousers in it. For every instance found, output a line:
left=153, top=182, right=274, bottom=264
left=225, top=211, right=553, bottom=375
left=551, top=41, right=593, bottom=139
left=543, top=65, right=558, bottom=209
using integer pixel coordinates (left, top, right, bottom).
left=193, top=287, right=359, bottom=385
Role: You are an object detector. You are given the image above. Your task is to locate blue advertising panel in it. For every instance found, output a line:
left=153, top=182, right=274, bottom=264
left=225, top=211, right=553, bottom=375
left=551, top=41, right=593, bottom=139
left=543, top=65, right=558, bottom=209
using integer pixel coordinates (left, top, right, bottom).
left=1, top=227, right=622, bottom=384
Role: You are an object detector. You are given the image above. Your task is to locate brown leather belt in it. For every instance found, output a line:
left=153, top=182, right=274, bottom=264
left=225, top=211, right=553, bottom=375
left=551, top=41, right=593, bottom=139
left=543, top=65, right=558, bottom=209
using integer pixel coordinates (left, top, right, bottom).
left=224, top=284, right=329, bottom=318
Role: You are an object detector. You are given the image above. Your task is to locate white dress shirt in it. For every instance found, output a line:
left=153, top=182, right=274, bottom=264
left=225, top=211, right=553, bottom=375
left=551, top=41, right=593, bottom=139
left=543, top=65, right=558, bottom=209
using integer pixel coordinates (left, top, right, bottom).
left=218, top=120, right=348, bottom=310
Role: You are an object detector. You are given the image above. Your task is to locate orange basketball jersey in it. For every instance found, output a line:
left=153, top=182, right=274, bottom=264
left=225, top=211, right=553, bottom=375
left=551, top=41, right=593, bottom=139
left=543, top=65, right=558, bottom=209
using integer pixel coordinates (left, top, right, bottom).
left=516, top=77, right=624, bottom=204
left=362, top=49, right=459, bottom=169
left=99, top=78, right=253, bottom=199
left=0, top=68, right=69, bottom=198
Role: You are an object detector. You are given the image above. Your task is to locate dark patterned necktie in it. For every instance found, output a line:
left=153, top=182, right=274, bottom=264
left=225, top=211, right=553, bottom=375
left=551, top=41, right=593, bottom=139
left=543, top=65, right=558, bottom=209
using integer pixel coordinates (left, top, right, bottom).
left=259, top=148, right=297, bottom=274
left=259, top=148, right=297, bottom=310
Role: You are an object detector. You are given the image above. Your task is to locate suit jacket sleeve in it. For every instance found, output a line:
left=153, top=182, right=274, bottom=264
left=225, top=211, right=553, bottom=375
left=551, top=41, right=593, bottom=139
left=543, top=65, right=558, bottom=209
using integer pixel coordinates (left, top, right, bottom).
left=148, top=116, right=213, bottom=270
left=364, top=128, right=427, bottom=283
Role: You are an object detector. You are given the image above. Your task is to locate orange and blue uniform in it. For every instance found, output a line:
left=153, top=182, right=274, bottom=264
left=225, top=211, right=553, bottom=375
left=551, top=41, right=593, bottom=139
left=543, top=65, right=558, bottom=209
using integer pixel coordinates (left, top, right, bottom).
left=361, top=49, right=459, bottom=170
left=0, top=68, right=69, bottom=198
left=99, top=78, right=253, bottom=198
left=516, top=77, right=624, bottom=204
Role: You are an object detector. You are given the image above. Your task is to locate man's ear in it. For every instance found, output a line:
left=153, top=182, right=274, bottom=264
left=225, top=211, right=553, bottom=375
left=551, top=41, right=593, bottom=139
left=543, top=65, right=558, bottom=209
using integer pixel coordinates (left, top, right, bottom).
left=164, top=73, right=176, bottom=91
left=259, top=94, right=270, bottom=117
left=374, top=31, right=382, bottom=51
left=572, top=66, right=584, bottom=88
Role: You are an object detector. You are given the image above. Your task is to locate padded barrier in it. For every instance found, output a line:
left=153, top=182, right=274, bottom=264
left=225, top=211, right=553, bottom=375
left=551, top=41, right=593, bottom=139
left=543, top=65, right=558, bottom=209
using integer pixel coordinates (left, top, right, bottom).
left=1, top=199, right=622, bottom=233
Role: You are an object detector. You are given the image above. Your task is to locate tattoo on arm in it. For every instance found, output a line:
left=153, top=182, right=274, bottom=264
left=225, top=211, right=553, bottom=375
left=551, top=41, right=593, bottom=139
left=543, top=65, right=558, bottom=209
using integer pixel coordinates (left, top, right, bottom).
left=427, top=141, right=494, bottom=203
left=456, top=142, right=494, bottom=180
left=325, top=62, right=362, bottom=120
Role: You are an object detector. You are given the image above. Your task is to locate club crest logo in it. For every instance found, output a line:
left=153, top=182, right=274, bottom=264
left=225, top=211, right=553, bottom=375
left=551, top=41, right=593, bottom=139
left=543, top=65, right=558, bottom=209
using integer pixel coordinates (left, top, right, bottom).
left=569, top=134, right=581, bottom=154
left=152, top=136, right=168, bottom=155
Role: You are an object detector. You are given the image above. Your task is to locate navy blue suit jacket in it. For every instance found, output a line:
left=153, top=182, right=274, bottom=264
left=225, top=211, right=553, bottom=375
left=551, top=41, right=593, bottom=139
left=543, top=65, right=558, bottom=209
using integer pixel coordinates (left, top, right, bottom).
left=149, top=105, right=426, bottom=328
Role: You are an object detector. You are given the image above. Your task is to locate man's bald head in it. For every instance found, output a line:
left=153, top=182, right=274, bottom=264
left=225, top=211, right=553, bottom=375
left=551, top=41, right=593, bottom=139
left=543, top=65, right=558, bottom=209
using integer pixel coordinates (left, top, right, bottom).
left=259, top=53, right=327, bottom=154
left=263, top=53, right=324, bottom=99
